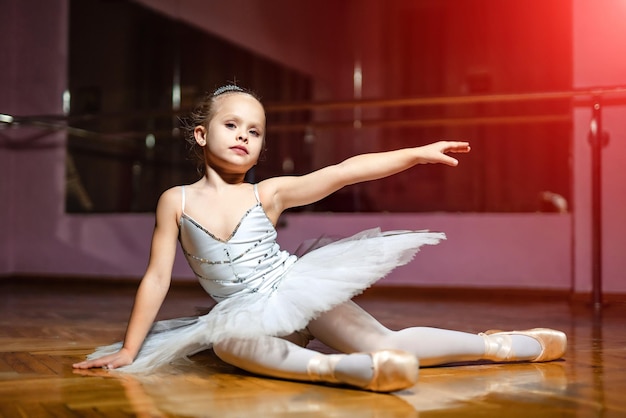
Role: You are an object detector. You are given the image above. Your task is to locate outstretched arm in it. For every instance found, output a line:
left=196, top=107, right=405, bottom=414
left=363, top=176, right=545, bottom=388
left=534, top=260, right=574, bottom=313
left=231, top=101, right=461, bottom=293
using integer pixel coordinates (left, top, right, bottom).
left=261, top=141, right=470, bottom=217
left=73, top=188, right=181, bottom=370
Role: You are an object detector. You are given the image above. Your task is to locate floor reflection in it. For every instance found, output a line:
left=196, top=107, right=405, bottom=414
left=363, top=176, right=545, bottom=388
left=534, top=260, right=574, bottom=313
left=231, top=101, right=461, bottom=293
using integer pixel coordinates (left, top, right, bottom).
left=394, top=363, right=568, bottom=413
left=74, top=365, right=419, bottom=418
left=74, top=359, right=571, bottom=417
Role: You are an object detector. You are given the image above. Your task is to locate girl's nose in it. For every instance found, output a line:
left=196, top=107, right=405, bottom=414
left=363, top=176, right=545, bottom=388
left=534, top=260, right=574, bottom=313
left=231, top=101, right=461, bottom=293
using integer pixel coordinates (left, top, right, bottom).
left=237, top=132, right=248, bottom=143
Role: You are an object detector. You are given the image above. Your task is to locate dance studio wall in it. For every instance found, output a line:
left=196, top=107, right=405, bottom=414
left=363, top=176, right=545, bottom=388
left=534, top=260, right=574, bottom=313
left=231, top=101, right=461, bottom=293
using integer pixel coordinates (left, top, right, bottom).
left=2, top=0, right=626, bottom=296
left=0, top=1, right=69, bottom=276
left=571, top=0, right=626, bottom=295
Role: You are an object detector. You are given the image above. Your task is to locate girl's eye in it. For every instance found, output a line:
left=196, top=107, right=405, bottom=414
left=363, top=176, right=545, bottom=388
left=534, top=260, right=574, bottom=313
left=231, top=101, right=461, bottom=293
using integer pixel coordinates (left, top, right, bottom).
left=225, top=123, right=236, bottom=129
left=250, top=130, right=260, bottom=137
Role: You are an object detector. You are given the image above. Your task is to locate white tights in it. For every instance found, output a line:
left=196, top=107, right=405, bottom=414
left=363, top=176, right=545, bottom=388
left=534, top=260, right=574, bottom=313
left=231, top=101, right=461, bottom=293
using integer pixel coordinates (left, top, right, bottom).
left=212, top=301, right=541, bottom=385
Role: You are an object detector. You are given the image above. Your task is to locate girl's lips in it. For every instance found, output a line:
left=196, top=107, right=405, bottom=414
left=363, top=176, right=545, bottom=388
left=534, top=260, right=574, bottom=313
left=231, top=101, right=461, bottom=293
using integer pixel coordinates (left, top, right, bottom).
left=230, top=145, right=248, bottom=155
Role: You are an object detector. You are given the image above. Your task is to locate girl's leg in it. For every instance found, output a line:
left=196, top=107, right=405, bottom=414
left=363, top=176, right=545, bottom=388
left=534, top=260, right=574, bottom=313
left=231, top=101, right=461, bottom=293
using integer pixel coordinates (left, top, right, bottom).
left=308, top=301, right=547, bottom=367
left=212, top=334, right=418, bottom=392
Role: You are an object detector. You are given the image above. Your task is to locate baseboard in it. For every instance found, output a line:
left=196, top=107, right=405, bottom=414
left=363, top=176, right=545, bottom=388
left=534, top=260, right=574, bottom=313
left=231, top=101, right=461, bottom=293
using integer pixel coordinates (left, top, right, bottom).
left=356, top=285, right=571, bottom=302
left=3, top=274, right=625, bottom=304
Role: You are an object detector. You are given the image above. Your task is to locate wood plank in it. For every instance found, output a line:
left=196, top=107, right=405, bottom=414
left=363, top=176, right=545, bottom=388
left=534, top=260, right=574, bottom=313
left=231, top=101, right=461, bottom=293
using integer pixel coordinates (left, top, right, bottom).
left=1, top=278, right=625, bottom=417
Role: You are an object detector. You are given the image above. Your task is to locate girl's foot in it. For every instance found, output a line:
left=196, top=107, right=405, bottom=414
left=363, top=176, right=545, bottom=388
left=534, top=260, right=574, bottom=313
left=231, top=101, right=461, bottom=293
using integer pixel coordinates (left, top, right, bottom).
left=480, top=328, right=567, bottom=362
left=307, top=349, right=419, bottom=393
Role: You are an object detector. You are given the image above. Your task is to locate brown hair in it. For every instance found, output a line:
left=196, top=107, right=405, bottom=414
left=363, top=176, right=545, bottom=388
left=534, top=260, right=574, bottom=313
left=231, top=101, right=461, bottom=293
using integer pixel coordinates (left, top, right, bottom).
left=182, top=85, right=262, bottom=174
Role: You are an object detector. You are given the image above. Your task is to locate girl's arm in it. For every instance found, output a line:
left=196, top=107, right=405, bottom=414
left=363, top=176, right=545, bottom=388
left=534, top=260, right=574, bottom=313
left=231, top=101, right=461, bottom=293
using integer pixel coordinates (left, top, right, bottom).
left=73, top=188, right=181, bottom=370
left=262, top=141, right=470, bottom=216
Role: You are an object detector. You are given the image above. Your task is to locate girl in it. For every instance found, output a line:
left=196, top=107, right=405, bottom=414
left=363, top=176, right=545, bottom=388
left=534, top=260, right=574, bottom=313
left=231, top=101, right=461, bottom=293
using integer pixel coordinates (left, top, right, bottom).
left=73, top=85, right=566, bottom=393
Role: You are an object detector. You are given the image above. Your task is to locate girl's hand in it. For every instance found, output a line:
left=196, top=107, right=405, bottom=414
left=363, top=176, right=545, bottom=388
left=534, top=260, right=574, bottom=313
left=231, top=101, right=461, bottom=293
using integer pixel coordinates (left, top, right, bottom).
left=417, top=141, right=471, bottom=166
left=72, top=347, right=134, bottom=370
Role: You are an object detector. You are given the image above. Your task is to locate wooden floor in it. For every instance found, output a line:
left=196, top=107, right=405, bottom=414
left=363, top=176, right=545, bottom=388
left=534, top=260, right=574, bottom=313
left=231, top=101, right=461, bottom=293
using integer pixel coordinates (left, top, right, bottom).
left=1, top=279, right=625, bottom=417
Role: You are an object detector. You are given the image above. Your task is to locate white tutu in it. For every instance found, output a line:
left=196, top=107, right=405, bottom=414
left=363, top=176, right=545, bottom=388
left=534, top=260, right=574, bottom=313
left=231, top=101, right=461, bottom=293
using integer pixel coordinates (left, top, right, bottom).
left=88, top=228, right=444, bottom=372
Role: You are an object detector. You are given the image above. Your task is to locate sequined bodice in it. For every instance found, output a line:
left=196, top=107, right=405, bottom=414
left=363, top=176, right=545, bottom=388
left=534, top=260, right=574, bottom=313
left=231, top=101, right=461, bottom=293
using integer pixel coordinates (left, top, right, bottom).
left=178, top=187, right=296, bottom=302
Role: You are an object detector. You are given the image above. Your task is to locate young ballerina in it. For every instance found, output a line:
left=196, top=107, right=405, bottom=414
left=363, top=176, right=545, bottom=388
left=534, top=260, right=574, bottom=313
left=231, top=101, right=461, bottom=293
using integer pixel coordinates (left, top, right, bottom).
left=73, top=85, right=566, bottom=392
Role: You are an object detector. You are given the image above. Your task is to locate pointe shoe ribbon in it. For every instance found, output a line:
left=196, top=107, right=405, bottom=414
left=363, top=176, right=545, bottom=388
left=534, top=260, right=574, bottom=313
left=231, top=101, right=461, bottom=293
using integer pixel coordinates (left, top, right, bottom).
left=306, top=354, right=343, bottom=384
left=480, top=328, right=567, bottom=362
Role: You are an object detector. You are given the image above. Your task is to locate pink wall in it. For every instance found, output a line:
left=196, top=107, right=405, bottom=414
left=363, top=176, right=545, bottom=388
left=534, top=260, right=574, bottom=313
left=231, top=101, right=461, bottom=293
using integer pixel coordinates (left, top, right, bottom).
left=572, top=0, right=626, bottom=294
left=2, top=0, right=625, bottom=296
left=0, top=0, right=69, bottom=277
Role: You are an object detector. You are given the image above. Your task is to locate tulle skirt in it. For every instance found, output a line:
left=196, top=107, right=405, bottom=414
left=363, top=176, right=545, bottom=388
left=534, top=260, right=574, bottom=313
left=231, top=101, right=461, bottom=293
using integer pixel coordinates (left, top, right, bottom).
left=87, top=228, right=445, bottom=372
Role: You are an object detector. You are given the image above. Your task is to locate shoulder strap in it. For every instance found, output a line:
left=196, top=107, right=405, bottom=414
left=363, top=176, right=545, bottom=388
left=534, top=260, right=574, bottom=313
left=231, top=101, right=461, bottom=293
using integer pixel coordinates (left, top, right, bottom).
left=253, top=184, right=261, bottom=203
left=181, top=185, right=186, bottom=212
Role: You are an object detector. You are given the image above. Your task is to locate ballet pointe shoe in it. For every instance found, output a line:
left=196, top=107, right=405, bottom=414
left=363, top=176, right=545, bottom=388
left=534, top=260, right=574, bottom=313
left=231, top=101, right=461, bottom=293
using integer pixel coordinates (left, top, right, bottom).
left=480, top=328, right=567, bottom=362
left=307, top=350, right=419, bottom=393
left=363, top=350, right=420, bottom=392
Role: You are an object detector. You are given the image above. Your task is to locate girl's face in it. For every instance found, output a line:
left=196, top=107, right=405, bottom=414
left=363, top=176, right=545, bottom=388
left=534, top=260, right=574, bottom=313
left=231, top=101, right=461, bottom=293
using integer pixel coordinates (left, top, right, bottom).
left=195, top=93, right=266, bottom=174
